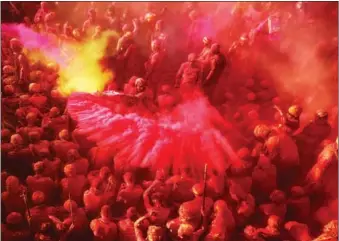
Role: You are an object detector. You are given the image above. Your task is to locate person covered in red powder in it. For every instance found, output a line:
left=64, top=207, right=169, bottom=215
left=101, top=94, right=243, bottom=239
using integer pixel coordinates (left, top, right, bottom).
left=145, top=39, right=167, bottom=99
left=90, top=205, right=118, bottom=241
left=203, top=43, right=227, bottom=103
left=175, top=53, right=203, bottom=93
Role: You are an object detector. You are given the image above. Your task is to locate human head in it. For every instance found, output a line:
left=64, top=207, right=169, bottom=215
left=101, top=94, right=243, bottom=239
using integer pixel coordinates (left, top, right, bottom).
left=4, top=85, right=15, bottom=96
left=6, top=212, right=23, bottom=227
left=315, top=109, right=328, bottom=123
left=44, top=12, right=56, bottom=25
left=247, top=91, right=257, bottom=101
left=100, top=205, right=111, bottom=219
left=40, top=2, right=48, bottom=11
left=210, top=43, right=221, bottom=54
left=150, top=192, right=163, bottom=207
left=188, top=53, right=197, bottom=63
left=28, top=131, right=41, bottom=143
left=99, top=166, right=111, bottom=180
left=239, top=33, right=248, bottom=45
left=58, top=129, right=70, bottom=141
left=270, top=190, right=286, bottom=204
left=123, top=172, right=134, bottom=185
left=6, top=176, right=20, bottom=193
left=237, top=147, right=250, bottom=161
left=73, top=28, right=81, bottom=39
left=29, top=83, right=41, bottom=94
left=2, top=129, right=11, bottom=143
left=290, top=186, right=305, bottom=198
left=253, top=124, right=271, bottom=142
left=63, top=199, right=78, bottom=213
left=3, top=65, right=15, bottom=74
left=10, top=38, right=22, bottom=53
left=64, top=164, right=77, bottom=177
left=267, top=215, right=280, bottom=228
left=287, top=105, right=302, bottom=119
left=51, top=89, right=62, bottom=98
left=147, top=225, right=163, bottom=241
left=47, top=62, right=59, bottom=73
left=126, top=207, right=137, bottom=220
left=135, top=78, right=146, bottom=93
left=151, top=39, right=161, bottom=52
left=90, top=179, right=101, bottom=193
left=192, top=183, right=204, bottom=197
left=26, top=112, right=38, bottom=125
left=178, top=203, right=195, bottom=223
left=33, top=161, right=45, bottom=175
left=94, top=25, right=102, bottom=34
left=144, top=12, right=156, bottom=23
left=67, top=149, right=80, bottom=162
left=155, top=169, right=166, bottom=182
left=244, top=225, right=258, bottom=239
left=32, top=191, right=45, bottom=205
left=19, top=94, right=30, bottom=107
left=49, top=107, right=60, bottom=118
left=189, top=10, right=198, bottom=21
left=178, top=223, right=194, bottom=239
left=155, top=20, right=164, bottom=32
left=10, top=134, right=23, bottom=147
left=214, top=199, right=228, bottom=214
left=88, top=8, right=96, bottom=19
left=203, top=36, right=211, bottom=46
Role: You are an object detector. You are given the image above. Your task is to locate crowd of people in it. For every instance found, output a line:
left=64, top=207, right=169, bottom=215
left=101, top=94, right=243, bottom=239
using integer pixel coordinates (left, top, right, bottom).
left=1, top=1, right=338, bottom=241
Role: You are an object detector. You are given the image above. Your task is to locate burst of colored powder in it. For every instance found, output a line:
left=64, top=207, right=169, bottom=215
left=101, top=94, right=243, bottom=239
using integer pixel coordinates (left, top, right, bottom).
left=58, top=31, right=118, bottom=96
left=2, top=24, right=118, bottom=96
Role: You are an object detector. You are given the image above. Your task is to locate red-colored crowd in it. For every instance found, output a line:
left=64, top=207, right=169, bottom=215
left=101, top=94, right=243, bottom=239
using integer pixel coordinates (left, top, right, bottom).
left=1, top=2, right=338, bottom=241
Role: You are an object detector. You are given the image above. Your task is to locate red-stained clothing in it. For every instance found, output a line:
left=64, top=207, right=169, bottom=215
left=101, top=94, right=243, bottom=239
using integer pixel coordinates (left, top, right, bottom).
left=41, top=158, right=61, bottom=180
left=17, top=126, right=43, bottom=145
left=287, top=196, right=311, bottom=222
left=90, top=218, right=118, bottom=241
left=42, top=115, right=68, bottom=140
left=207, top=175, right=226, bottom=200
left=117, top=184, right=144, bottom=208
left=205, top=209, right=235, bottom=241
left=88, top=147, right=115, bottom=171
left=6, top=147, right=34, bottom=181
left=264, top=133, right=300, bottom=168
left=51, top=140, right=79, bottom=163
left=70, top=157, right=89, bottom=176
left=166, top=175, right=195, bottom=203
left=176, top=62, right=203, bottom=87
left=118, top=219, right=137, bottom=241
left=284, top=221, right=312, bottom=241
left=204, top=53, right=226, bottom=87
left=26, top=175, right=55, bottom=204
left=72, top=128, right=96, bottom=154
left=34, top=7, right=50, bottom=23
left=1, top=190, right=26, bottom=216
left=29, top=140, right=50, bottom=157
left=306, top=143, right=338, bottom=200
left=145, top=50, right=167, bottom=95
left=2, top=226, right=31, bottom=241
left=83, top=190, right=105, bottom=217
left=252, top=159, right=277, bottom=198
left=29, top=94, right=48, bottom=112
left=237, top=194, right=255, bottom=223
left=124, top=43, right=145, bottom=81
left=60, top=175, right=88, bottom=205
left=297, top=121, right=332, bottom=151
left=61, top=208, right=91, bottom=240
left=28, top=204, right=57, bottom=233
left=260, top=202, right=287, bottom=221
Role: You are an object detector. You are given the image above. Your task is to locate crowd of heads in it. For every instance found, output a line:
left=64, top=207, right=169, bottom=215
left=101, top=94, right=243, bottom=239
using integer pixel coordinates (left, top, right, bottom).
left=1, top=1, right=338, bottom=241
